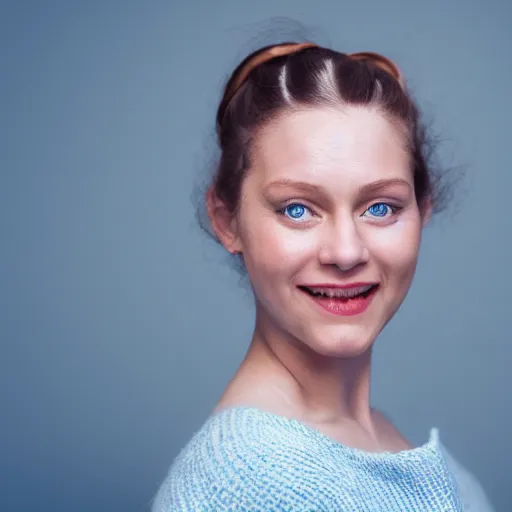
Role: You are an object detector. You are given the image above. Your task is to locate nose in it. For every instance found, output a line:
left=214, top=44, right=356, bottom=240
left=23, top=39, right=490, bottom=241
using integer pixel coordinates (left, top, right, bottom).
left=317, top=216, right=370, bottom=271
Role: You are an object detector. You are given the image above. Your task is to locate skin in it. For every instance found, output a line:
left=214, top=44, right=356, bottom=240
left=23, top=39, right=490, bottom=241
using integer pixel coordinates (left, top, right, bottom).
left=208, top=105, right=430, bottom=452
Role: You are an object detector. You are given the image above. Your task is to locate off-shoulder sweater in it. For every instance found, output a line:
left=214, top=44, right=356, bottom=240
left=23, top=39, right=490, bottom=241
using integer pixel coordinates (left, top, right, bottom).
left=152, top=406, right=494, bottom=511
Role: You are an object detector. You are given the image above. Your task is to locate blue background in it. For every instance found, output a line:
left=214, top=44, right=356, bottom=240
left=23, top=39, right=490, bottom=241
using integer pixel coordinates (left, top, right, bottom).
left=2, top=1, right=510, bottom=510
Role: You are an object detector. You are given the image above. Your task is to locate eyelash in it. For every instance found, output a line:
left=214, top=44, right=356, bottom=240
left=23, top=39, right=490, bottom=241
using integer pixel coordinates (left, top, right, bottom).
left=276, top=202, right=316, bottom=222
left=362, top=203, right=403, bottom=219
left=276, top=201, right=403, bottom=222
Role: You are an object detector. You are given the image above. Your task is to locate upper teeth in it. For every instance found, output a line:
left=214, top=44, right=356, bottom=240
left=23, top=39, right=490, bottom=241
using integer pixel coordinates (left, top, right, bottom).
left=307, top=285, right=374, bottom=298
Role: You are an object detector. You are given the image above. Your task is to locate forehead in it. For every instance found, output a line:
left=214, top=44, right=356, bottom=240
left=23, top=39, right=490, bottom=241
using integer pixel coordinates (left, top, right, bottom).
left=250, top=106, right=411, bottom=187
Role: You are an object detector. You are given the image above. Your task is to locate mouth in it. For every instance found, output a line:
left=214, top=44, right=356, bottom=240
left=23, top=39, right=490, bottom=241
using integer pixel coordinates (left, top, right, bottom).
left=299, top=284, right=379, bottom=299
left=297, top=284, right=380, bottom=316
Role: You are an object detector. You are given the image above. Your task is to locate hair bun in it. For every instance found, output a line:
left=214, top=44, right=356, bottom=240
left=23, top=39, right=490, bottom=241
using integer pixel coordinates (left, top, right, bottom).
left=349, top=52, right=405, bottom=89
left=217, top=42, right=317, bottom=134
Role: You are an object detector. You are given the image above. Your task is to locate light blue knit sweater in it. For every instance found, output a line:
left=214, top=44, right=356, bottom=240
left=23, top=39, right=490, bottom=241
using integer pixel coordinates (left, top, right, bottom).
left=152, top=406, right=494, bottom=511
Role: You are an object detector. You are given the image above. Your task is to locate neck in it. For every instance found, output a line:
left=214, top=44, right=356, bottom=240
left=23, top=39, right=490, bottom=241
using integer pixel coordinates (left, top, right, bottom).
left=240, top=306, right=375, bottom=432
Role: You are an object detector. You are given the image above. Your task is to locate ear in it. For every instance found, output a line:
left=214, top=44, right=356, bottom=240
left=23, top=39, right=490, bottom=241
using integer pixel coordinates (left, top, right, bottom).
left=421, top=197, right=433, bottom=227
left=206, top=186, right=243, bottom=254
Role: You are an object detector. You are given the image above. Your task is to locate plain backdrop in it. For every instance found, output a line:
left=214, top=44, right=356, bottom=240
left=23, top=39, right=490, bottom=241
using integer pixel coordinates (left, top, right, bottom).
left=2, top=1, right=510, bottom=511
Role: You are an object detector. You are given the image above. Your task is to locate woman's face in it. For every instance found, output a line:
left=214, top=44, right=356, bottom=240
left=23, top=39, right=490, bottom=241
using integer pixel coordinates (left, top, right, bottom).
left=230, top=106, right=424, bottom=357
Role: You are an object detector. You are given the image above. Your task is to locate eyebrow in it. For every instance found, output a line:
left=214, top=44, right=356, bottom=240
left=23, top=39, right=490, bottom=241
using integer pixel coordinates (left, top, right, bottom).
left=264, top=178, right=412, bottom=196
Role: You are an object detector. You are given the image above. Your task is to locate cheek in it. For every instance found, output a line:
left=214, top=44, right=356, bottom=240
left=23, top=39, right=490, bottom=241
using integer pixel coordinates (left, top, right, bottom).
left=366, top=218, right=422, bottom=276
left=240, top=215, right=315, bottom=279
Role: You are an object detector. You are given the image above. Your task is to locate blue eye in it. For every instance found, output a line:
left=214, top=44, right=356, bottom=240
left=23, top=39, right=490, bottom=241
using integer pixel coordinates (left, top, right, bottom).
left=280, top=203, right=313, bottom=222
left=365, top=202, right=395, bottom=218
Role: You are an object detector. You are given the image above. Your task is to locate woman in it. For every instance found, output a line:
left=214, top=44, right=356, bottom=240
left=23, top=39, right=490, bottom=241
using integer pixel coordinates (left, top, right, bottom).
left=152, top=42, right=494, bottom=511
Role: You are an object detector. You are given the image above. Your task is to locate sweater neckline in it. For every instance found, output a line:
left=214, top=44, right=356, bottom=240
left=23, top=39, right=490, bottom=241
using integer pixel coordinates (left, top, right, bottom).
left=210, top=405, right=440, bottom=460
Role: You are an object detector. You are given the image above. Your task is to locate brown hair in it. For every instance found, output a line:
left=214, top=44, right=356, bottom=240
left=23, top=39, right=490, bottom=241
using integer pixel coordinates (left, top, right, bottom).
left=201, top=42, right=447, bottom=250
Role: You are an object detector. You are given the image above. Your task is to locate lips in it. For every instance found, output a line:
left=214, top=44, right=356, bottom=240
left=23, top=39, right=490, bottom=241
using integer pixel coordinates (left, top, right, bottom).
left=299, top=284, right=378, bottom=299
left=298, top=283, right=380, bottom=316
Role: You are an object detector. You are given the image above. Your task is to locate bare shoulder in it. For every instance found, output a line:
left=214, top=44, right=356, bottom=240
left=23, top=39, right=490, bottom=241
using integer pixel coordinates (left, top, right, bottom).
left=372, top=408, right=414, bottom=451
left=371, top=408, right=393, bottom=426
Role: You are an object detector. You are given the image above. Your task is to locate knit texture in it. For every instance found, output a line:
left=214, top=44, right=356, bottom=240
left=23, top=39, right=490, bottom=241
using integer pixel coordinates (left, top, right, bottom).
left=152, top=406, right=494, bottom=511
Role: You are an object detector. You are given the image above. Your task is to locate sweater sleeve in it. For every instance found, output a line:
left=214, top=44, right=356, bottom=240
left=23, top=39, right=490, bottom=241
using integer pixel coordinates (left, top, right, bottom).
left=442, top=446, right=496, bottom=512
left=151, top=439, right=269, bottom=511
left=151, top=414, right=333, bottom=512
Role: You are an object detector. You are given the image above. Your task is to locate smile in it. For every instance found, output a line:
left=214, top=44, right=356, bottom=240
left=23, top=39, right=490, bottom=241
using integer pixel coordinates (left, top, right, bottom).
left=298, top=284, right=379, bottom=316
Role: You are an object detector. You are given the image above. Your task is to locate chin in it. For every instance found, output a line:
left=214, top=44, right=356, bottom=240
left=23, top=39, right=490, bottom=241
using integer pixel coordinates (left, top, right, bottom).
left=307, top=325, right=378, bottom=359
